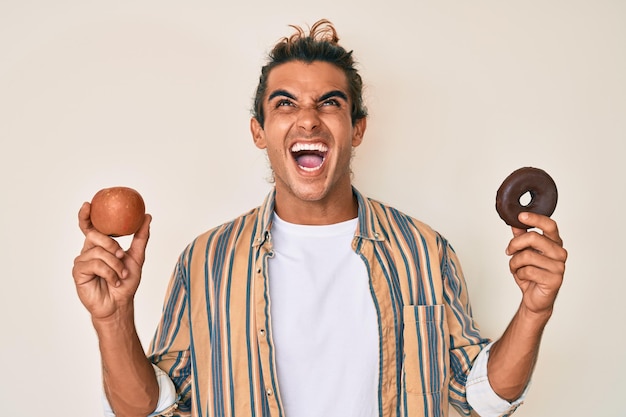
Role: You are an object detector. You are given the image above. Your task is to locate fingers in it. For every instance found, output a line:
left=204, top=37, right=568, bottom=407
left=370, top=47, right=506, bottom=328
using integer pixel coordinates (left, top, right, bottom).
left=512, top=212, right=563, bottom=245
left=76, top=199, right=151, bottom=280
left=81, top=227, right=126, bottom=258
left=506, top=212, right=567, bottom=271
left=507, top=213, right=566, bottom=257
left=73, top=204, right=150, bottom=319
left=73, top=246, right=127, bottom=289
left=507, top=230, right=568, bottom=263
left=506, top=212, right=567, bottom=314
left=509, top=248, right=566, bottom=279
left=75, top=213, right=151, bottom=288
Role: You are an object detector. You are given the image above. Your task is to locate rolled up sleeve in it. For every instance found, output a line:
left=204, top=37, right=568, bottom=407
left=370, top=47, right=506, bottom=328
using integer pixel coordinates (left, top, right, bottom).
left=102, top=364, right=178, bottom=417
left=466, top=342, right=529, bottom=417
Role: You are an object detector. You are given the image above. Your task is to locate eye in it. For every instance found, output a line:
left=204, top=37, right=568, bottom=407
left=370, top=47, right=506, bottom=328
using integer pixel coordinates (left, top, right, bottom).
left=276, top=99, right=295, bottom=108
left=320, top=98, right=340, bottom=107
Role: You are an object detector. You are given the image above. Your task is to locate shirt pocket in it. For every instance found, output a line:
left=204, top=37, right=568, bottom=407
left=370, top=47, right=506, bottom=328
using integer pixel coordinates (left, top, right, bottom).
left=402, top=304, right=450, bottom=395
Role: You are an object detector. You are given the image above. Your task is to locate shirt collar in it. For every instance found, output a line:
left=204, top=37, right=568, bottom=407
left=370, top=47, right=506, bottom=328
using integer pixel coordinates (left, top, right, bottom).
left=252, top=186, right=386, bottom=248
left=353, top=187, right=386, bottom=242
left=252, top=189, right=276, bottom=248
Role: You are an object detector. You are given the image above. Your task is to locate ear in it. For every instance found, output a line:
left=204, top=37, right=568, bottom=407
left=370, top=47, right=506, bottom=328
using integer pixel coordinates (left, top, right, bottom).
left=250, top=117, right=267, bottom=149
left=351, top=117, right=367, bottom=147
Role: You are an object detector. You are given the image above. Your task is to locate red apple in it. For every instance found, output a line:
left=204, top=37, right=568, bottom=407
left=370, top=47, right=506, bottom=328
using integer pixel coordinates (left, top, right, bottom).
left=90, top=186, right=146, bottom=237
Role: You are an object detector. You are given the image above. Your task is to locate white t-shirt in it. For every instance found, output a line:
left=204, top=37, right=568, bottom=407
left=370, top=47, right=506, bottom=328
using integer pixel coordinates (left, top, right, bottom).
left=268, top=214, right=379, bottom=417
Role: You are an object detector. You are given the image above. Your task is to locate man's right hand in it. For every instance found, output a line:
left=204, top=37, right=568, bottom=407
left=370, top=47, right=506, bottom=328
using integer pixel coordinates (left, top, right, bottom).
left=72, top=201, right=151, bottom=320
left=72, top=202, right=160, bottom=416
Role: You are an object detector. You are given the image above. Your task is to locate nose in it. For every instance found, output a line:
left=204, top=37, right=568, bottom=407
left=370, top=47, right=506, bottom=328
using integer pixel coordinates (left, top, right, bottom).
left=297, top=107, right=321, bottom=131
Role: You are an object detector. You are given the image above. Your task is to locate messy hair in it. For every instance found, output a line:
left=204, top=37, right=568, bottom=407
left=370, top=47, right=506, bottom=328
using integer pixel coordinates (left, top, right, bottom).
left=252, top=19, right=368, bottom=127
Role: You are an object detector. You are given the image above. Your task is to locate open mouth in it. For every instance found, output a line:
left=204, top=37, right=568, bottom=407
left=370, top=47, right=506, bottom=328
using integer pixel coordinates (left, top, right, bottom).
left=290, top=142, right=328, bottom=172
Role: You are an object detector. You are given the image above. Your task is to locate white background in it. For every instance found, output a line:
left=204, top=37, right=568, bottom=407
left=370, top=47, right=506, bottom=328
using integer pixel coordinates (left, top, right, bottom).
left=1, top=1, right=624, bottom=416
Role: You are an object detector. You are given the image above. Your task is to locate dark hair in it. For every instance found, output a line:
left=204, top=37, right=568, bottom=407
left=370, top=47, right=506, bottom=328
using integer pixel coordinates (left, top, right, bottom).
left=252, top=19, right=368, bottom=128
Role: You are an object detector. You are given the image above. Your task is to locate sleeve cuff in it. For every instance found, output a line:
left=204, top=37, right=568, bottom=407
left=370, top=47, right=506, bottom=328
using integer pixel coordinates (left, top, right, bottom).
left=466, top=342, right=529, bottom=417
left=102, top=363, right=178, bottom=417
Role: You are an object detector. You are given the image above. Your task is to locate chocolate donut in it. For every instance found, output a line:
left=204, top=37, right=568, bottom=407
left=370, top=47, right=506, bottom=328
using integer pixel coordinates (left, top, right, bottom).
left=495, top=167, right=558, bottom=229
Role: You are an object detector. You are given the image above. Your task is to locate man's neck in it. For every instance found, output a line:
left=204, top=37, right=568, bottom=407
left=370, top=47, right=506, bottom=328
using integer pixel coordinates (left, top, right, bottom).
left=273, top=188, right=358, bottom=225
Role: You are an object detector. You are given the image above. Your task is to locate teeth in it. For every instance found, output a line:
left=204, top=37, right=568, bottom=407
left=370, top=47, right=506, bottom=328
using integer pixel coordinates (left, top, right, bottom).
left=290, top=142, right=328, bottom=153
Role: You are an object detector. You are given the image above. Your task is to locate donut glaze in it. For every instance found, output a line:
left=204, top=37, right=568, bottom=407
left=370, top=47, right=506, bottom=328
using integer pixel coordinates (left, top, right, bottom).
left=495, top=167, right=558, bottom=229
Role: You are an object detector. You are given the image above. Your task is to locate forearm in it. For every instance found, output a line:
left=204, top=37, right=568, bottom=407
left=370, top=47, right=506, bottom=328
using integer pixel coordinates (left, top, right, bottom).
left=94, top=304, right=159, bottom=417
left=487, top=304, right=551, bottom=401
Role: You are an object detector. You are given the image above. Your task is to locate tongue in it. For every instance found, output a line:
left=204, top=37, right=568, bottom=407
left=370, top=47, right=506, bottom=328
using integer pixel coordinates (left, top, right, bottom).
left=296, top=154, right=324, bottom=169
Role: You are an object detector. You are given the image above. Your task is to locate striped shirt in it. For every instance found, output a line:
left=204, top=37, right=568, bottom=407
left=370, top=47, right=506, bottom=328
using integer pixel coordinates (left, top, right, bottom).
left=147, top=188, right=490, bottom=417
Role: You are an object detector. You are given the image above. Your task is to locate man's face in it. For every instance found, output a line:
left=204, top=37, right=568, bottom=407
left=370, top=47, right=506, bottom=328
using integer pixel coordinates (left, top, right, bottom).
left=251, top=61, right=366, bottom=214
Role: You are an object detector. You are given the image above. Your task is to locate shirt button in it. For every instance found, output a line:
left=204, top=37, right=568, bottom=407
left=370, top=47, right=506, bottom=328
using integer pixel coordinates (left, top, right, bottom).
left=259, top=329, right=265, bottom=336
left=257, top=267, right=262, bottom=273
left=266, top=388, right=273, bottom=396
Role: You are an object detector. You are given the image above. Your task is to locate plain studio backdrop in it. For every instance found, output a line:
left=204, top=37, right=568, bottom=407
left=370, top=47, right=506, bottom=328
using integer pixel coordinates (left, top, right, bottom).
left=1, top=1, right=624, bottom=416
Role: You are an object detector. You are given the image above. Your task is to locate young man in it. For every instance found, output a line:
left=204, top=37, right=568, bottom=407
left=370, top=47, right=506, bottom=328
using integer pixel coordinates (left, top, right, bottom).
left=72, top=20, right=567, bottom=417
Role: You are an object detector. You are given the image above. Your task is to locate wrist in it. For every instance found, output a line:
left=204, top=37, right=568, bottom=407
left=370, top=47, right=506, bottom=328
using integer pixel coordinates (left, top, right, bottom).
left=517, top=304, right=552, bottom=330
left=92, top=302, right=136, bottom=336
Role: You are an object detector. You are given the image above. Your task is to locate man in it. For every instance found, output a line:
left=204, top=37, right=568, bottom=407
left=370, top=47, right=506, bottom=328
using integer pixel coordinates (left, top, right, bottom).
left=72, top=20, right=567, bottom=417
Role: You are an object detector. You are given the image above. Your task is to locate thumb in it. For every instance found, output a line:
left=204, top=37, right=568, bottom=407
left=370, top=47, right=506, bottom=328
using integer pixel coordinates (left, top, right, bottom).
left=126, top=214, right=152, bottom=266
left=78, top=202, right=95, bottom=236
left=511, top=212, right=531, bottom=237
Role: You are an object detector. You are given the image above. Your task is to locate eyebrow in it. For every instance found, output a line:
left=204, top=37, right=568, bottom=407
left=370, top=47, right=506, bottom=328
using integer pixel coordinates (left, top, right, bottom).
left=267, top=89, right=296, bottom=102
left=318, top=90, right=348, bottom=102
left=267, top=89, right=349, bottom=103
